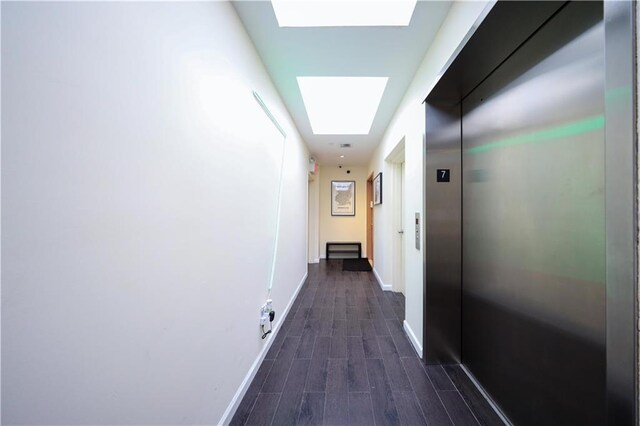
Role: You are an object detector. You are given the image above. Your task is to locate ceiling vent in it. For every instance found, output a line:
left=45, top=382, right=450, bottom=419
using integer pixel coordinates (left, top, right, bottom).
left=340, top=143, right=351, bottom=148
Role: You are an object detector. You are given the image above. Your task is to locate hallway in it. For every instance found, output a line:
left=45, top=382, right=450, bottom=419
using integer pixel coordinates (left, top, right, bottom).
left=2, top=2, right=638, bottom=425
left=231, top=261, right=503, bottom=426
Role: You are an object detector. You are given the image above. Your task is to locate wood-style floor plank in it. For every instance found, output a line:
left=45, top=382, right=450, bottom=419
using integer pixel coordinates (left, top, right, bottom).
left=348, top=392, right=375, bottom=426
left=235, top=261, right=503, bottom=426
left=297, top=392, right=325, bottom=426
left=439, top=390, right=481, bottom=426
left=271, top=359, right=311, bottom=426
left=366, top=358, right=401, bottom=426
left=230, top=360, right=274, bottom=426
left=393, top=390, right=428, bottom=426
left=244, top=393, right=280, bottom=426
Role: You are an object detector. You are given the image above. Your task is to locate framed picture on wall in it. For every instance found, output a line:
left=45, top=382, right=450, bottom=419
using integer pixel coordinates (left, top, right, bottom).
left=373, top=172, right=382, bottom=205
left=331, top=181, right=356, bottom=216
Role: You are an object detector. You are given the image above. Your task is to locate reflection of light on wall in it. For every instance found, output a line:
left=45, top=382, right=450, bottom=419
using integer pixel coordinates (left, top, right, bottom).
left=182, top=56, right=286, bottom=153
left=182, top=56, right=256, bottom=134
left=462, top=23, right=604, bottom=147
left=466, top=114, right=604, bottom=154
left=197, top=77, right=249, bottom=129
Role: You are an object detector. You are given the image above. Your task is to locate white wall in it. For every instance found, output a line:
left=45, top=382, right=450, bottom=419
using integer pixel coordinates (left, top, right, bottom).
left=1, top=3, right=308, bottom=425
left=367, top=1, right=492, bottom=355
left=319, top=166, right=368, bottom=259
left=308, top=171, right=320, bottom=263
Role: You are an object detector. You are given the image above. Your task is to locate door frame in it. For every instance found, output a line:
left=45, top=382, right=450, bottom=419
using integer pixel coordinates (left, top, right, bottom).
left=366, top=173, right=374, bottom=265
left=386, top=138, right=406, bottom=294
left=603, top=2, right=637, bottom=423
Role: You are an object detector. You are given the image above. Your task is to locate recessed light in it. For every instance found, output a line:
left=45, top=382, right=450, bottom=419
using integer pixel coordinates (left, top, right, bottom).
left=340, top=155, right=345, bottom=158
left=297, top=76, right=388, bottom=135
left=271, top=0, right=418, bottom=27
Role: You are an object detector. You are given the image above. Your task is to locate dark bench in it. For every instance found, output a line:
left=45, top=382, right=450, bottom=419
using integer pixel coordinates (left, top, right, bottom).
left=326, top=242, right=362, bottom=260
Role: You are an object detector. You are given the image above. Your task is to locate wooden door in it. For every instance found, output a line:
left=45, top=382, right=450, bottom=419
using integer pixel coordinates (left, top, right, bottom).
left=366, top=174, right=374, bottom=265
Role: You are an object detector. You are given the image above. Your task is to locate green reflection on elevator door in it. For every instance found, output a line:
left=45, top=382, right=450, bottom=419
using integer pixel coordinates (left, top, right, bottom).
left=466, top=115, right=605, bottom=154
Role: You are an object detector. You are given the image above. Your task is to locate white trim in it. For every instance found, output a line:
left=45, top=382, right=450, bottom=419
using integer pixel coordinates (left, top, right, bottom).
left=309, top=258, right=320, bottom=264
left=218, top=272, right=308, bottom=426
left=389, top=156, right=406, bottom=295
left=403, top=320, right=423, bottom=359
left=384, top=136, right=406, bottom=163
left=373, top=267, right=392, bottom=291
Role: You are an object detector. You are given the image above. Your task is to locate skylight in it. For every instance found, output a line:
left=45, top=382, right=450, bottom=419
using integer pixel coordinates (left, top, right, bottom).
left=271, top=1, right=418, bottom=27
left=297, top=76, right=388, bottom=135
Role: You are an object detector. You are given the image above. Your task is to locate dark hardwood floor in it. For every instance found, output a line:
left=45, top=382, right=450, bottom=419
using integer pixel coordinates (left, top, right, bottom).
left=230, top=260, right=504, bottom=426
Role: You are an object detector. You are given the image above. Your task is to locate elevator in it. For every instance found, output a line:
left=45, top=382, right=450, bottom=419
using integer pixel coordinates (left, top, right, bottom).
left=423, top=2, right=637, bottom=425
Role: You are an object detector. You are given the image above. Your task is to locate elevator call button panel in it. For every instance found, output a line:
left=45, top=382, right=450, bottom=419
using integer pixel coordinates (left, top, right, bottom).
left=415, top=213, right=420, bottom=250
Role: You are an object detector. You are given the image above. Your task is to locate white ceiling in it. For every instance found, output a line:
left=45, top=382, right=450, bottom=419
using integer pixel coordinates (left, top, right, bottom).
left=233, top=1, right=452, bottom=165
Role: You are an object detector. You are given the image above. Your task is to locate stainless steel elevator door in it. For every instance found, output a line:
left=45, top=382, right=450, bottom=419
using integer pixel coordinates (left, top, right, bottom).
left=424, top=102, right=462, bottom=364
left=461, top=2, right=605, bottom=425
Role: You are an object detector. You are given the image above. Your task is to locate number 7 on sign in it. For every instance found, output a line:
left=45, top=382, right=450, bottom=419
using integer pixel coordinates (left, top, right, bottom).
left=436, top=169, right=450, bottom=182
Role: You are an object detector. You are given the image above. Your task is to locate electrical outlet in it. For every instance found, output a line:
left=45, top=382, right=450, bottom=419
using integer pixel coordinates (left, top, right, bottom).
left=260, top=313, right=269, bottom=326
left=260, top=299, right=275, bottom=327
left=260, top=303, right=271, bottom=326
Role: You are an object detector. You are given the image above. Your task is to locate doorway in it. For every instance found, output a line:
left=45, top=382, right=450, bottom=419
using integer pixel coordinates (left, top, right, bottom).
left=386, top=138, right=406, bottom=294
left=396, top=161, right=405, bottom=294
left=366, top=173, right=374, bottom=266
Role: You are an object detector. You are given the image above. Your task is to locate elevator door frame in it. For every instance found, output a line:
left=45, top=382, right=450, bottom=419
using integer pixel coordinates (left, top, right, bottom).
left=422, top=1, right=637, bottom=424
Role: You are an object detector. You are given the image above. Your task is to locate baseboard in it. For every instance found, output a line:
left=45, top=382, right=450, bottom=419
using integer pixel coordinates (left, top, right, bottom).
left=218, top=272, right=308, bottom=425
left=403, top=320, right=423, bottom=359
left=309, top=258, right=320, bottom=264
left=372, top=268, right=392, bottom=291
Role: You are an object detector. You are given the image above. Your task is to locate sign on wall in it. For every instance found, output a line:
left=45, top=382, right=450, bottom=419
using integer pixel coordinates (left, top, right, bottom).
left=331, top=180, right=356, bottom=216
left=437, top=169, right=450, bottom=182
left=373, top=172, right=382, bottom=205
